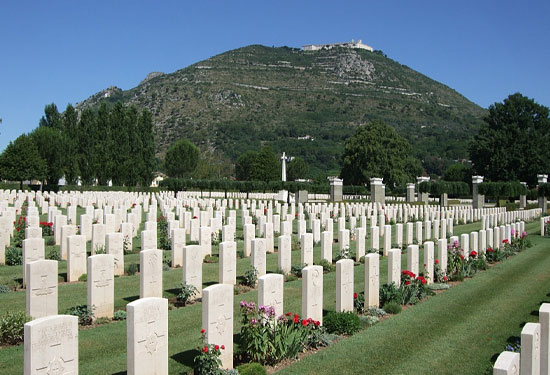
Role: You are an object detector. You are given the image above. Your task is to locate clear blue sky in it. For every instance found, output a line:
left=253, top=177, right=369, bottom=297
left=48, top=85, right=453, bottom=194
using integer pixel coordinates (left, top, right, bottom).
left=1, top=0, right=549, bottom=152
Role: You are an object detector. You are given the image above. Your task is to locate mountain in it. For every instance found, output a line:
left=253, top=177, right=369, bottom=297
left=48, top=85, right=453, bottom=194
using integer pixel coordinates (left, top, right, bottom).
left=75, top=44, right=486, bottom=177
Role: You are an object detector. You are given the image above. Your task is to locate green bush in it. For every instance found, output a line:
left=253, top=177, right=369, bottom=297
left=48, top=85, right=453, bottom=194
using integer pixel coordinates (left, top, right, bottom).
left=291, top=263, right=307, bottom=277
left=237, top=362, right=267, bottom=375
left=65, top=304, right=94, bottom=326
left=383, top=301, right=402, bottom=314
left=126, top=263, right=139, bottom=276
left=242, top=266, right=258, bottom=287
left=46, top=247, right=61, bottom=261
left=379, top=282, right=402, bottom=307
left=318, top=259, right=335, bottom=273
left=177, top=282, right=198, bottom=306
left=0, top=311, right=28, bottom=345
left=78, top=274, right=87, bottom=282
left=5, top=247, right=22, bottom=266
left=46, top=238, right=55, bottom=246
left=113, top=310, right=127, bottom=321
left=323, top=311, right=361, bottom=335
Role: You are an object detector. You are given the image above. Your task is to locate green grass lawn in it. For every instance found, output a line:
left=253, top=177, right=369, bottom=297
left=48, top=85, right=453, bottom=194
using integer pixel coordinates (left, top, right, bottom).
left=0, top=211, right=544, bottom=374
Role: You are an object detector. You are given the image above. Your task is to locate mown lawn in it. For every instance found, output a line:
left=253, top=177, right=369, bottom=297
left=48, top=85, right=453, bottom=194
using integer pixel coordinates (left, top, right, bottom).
left=0, top=213, right=543, bottom=374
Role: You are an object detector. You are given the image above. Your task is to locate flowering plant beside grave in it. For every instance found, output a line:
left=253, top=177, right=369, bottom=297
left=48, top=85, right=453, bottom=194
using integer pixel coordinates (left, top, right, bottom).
left=40, top=221, right=53, bottom=236
left=238, top=300, right=324, bottom=365
left=13, top=216, right=26, bottom=247
left=194, top=329, right=225, bottom=375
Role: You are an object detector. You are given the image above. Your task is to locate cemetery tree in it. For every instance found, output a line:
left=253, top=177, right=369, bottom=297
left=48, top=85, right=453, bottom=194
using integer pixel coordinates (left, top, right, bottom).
left=443, top=163, right=472, bottom=184
left=38, top=103, right=63, bottom=129
left=287, top=157, right=309, bottom=181
left=0, top=134, right=46, bottom=186
left=164, top=138, right=200, bottom=178
left=62, top=104, right=80, bottom=184
left=76, top=108, right=97, bottom=185
left=30, top=126, right=67, bottom=185
left=138, top=108, right=155, bottom=186
left=235, top=146, right=280, bottom=182
left=469, top=93, right=550, bottom=186
left=340, top=120, right=422, bottom=187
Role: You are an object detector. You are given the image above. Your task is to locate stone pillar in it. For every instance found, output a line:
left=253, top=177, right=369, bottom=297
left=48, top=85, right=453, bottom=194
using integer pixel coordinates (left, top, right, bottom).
left=140, top=249, right=163, bottom=298
left=336, top=259, right=354, bottom=312
left=183, top=245, right=203, bottom=299
left=106, top=233, right=124, bottom=276
left=521, top=322, right=541, bottom=375
left=328, top=177, right=344, bottom=202
left=24, top=315, right=79, bottom=375
left=301, top=233, right=314, bottom=266
left=321, top=231, right=332, bottom=262
left=383, top=225, right=391, bottom=256
left=424, top=241, right=435, bottom=284
left=364, top=253, right=379, bottom=308
left=67, top=234, right=86, bottom=282
left=370, top=178, right=385, bottom=205
left=417, top=176, right=430, bottom=204
left=406, top=183, right=415, bottom=203
left=243, top=224, right=255, bottom=257
left=472, top=175, right=485, bottom=209
left=200, top=226, right=212, bottom=258
left=540, top=303, right=550, bottom=374
left=297, top=190, right=308, bottom=204
left=538, top=174, right=548, bottom=213
left=140, top=229, right=156, bottom=252
left=388, top=249, right=401, bottom=286
left=258, top=274, right=284, bottom=317
left=22, top=238, right=45, bottom=288
left=202, top=284, right=233, bottom=369
left=520, top=182, right=528, bottom=209
left=370, top=226, right=379, bottom=251
left=87, top=254, right=114, bottom=319
left=493, top=351, right=520, bottom=375
left=127, top=297, right=168, bottom=375
left=406, top=245, right=419, bottom=276
left=440, top=193, right=448, bottom=207
left=302, top=265, right=323, bottom=324
left=219, top=241, right=236, bottom=285
left=171, top=228, right=186, bottom=268
left=278, top=235, right=291, bottom=274
left=26, top=259, right=58, bottom=319
left=251, top=238, right=267, bottom=278
left=437, top=238, right=448, bottom=275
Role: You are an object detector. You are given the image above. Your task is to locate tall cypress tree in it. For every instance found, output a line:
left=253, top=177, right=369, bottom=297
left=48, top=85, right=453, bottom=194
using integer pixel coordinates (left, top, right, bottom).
left=138, top=109, right=155, bottom=186
left=77, top=108, right=95, bottom=185
left=63, top=104, right=79, bottom=184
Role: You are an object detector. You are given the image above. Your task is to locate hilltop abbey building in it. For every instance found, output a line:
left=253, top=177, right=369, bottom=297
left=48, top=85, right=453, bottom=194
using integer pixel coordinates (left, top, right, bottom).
left=302, top=39, right=373, bottom=52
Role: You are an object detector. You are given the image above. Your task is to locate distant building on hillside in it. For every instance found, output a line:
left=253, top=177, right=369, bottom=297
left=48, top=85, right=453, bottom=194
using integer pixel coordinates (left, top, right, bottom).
left=302, top=39, right=373, bottom=52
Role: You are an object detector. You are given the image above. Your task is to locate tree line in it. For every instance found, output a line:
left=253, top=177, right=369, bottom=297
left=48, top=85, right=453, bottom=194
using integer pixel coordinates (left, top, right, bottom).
left=0, top=102, right=155, bottom=187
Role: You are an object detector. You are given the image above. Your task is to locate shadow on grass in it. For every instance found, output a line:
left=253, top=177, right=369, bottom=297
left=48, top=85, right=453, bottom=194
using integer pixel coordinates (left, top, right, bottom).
left=59, top=272, right=67, bottom=282
left=112, top=371, right=127, bottom=375
left=123, top=295, right=139, bottom=303
left=171, top=348, right=199, bottom=368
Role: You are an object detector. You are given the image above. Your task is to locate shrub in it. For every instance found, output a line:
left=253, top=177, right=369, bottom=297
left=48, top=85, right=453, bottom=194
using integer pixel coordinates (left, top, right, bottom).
left=318, top=259, right=335, bottom=273
left=204, top=255, right=219, bottom=263
left=366, top=307, right=387, bottom=317
left=5, top=246, right=22, bottom=266
left=379, top=283, right=402, bottom=307
left=40, top=222, right=53, bottom=236
left=383, top=301, right=402, bottom=314
left=242, top=266, right=258, bottom=287
left=333, top=248, right=351, bottom=261
left=177, top=282, right=198, bottom=306
left=194, top=329, right=225, bottom=375
left=46, top=247, right=61, bottom=261
left=323, top=311, right=361, bottom=335
left=78, top=274, right=87, bottom=282
left=0, top=311, right=28, bottom=345
left=237, top=362, right=267, bottom=375
left=0, top=285, right=11, bottom=293
left=126, top=263, right=139, bottom=276
left=239, top=301, right=324, bottom=365
left=123, top=235, right=132, bottom=254
left=354, top=291, right=365, bottom=314
left=65, top=304, right=94, bottom=326
left=290, top=263, right=307, bottom=278
left=94, top=245, right=106, bottom=255
left=46, top=238, right=56, bottom=246
left=360, top=315, right=380, bottom=326
left=113, top=310, right=127, bottom=321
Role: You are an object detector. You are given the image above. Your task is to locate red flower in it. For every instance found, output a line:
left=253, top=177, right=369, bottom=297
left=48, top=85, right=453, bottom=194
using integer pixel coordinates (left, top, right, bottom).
left=460, top=255, right=465, bottom=260
left=202, top=346, right=209, bottom=353
left=215, top=345, right=219, bottom=350
left=416, top=276, right=427, bottom=285
left=293, top=314, right=299, bottom=324
left=443, top=276, right=448, bottom=281
left=487, top=247, right=495, bottom=253
left=435, top=259, right=439, bottom=264
left=405, top=281, right=411, bottom=285
left=503, top=239, right=509, bottom=244
left=285, top=312, right=292, bottom=316
left=221, top=345, right=225, bottom=350
left=201, top=329, right=205, bottom=334
left=193, top=216, right=198, bottom=219
left=353, top=293, right=358, bottom=299
left=314, top=321, right=320, bottom=327
left=301, top=319, right=309, bottom=326
left=470, top=251, right=478, bottom=257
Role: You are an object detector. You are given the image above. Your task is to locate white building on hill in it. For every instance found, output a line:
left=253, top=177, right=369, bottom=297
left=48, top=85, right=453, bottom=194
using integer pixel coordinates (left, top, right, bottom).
left=302, top=39, right=373, bottom=52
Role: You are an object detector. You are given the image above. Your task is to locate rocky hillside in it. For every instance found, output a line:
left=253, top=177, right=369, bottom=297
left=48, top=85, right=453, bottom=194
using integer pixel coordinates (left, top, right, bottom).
left=76, top=45, right=486, bottom=176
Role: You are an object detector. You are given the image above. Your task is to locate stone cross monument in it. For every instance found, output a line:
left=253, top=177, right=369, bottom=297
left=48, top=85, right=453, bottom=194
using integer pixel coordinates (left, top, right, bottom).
left=280, top=152, right=293, bottom=182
